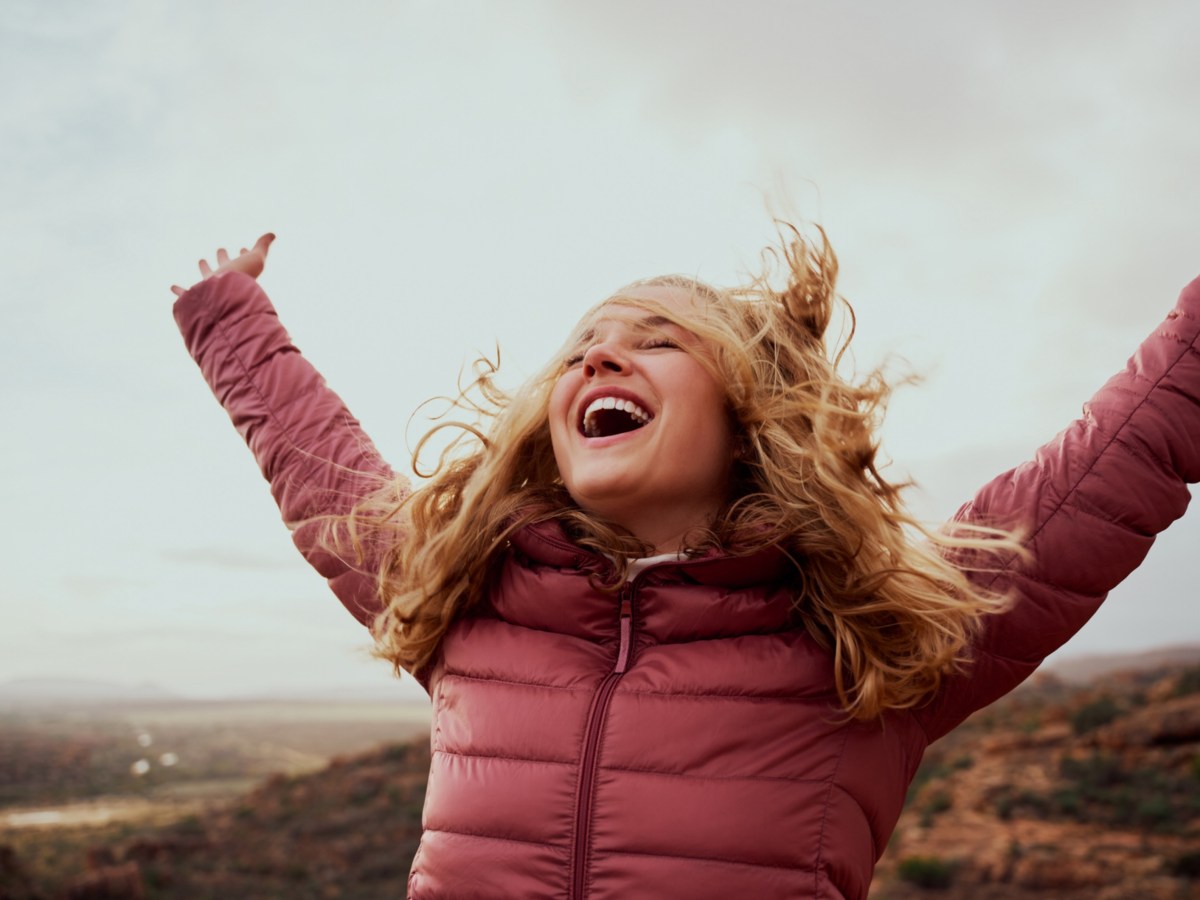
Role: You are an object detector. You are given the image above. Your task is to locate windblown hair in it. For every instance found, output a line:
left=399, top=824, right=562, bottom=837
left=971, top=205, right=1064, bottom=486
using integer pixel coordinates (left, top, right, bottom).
left=336, top=223, right=1022, bottom=720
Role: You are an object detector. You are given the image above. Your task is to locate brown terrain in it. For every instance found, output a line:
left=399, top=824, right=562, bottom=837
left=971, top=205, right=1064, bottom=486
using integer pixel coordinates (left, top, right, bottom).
left=872, top=661, right=1200, bottom=899
left=1, top=655, right=1198, bottom=899
left=0, top=696, right=430, bottom=899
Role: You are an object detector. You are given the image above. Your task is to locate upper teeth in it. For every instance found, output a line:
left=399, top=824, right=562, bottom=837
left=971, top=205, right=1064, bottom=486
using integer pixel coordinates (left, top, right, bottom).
left=582, top=396, right=653, bottom=436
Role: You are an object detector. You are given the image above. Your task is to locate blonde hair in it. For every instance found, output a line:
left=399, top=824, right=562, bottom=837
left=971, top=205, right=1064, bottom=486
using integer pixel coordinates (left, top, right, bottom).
left=336, top=224, right=1021, bottom=720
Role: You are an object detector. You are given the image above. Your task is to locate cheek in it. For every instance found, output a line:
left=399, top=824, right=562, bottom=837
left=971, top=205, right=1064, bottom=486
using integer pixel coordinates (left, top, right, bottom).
left=690, top=382, right=737, bottom=474
left=547, top=378, right=574, bottom=454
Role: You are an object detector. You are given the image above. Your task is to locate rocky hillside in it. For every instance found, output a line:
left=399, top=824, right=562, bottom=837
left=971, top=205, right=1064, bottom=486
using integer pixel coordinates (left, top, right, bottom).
left=872, top=664, right=1200, bottom=899
left=4, top=662, right=1198, bottom=899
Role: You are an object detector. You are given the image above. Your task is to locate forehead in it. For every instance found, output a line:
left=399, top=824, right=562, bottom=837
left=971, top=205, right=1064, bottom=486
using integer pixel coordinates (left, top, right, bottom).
left=611, top=283, right=708, bottom=312
left=572, top=283, right=713, bottom=336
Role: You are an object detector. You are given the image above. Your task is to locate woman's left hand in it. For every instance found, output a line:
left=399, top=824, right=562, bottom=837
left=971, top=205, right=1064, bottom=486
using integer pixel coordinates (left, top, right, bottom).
left=170, top=232, right=275, bottom=298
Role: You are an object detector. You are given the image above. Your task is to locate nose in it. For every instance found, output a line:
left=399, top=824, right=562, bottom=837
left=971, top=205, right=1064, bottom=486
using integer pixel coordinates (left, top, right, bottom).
left=581, top=340, right=628, bottom=378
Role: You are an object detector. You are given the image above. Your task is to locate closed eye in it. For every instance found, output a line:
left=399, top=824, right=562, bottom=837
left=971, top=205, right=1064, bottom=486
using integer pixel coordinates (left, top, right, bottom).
left=642, top=337, right=680, bottom=350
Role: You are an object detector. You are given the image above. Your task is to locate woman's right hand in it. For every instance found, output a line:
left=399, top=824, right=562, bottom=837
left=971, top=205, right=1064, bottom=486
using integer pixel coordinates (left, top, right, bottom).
left=171, top=232, right=275, bottom=298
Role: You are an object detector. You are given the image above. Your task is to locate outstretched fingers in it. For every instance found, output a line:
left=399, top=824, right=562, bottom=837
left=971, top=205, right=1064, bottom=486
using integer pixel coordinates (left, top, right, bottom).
left=171, top=233, right=276, bottom=298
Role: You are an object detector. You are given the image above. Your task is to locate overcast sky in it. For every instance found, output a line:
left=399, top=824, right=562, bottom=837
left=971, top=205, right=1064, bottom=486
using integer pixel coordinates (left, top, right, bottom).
left=3, top=1, right=1199, bottom=702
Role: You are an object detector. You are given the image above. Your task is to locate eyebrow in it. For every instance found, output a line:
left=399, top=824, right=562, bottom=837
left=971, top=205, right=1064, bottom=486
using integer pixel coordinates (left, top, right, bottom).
left=572, top=314, right=674, bottom=346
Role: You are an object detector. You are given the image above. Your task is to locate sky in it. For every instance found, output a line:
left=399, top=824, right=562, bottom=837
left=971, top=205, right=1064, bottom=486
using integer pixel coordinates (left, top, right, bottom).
left=3, top=0, right=1199, bottom=702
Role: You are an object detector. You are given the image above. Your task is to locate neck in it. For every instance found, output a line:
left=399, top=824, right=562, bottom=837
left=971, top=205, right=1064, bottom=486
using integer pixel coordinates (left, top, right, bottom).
left=613, top=505, right=719, bottom=555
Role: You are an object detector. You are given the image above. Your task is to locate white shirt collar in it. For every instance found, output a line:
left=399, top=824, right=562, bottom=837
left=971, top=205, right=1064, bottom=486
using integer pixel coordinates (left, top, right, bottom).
left=625, top=551, right=689, bottom=581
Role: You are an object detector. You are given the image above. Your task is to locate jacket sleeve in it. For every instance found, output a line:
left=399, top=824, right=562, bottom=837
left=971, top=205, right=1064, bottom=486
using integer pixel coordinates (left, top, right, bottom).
left=173, top=271, right=401, bottom=629
left=916, top=274, right=1200, bottom=742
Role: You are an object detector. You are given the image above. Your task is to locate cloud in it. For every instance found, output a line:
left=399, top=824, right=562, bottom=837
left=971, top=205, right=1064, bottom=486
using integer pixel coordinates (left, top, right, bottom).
left=537, top=1, right=1200, bottom=332
left=538, top=3, right=1200, bottom=158
left=5, top=2, right=1197, bottom=697
left=58, top=574, right=147, bottom=598
left=160, top=546, right=297, bottom=572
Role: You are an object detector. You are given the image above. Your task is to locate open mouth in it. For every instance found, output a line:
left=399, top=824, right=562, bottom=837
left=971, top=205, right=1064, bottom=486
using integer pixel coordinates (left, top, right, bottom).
left=579, top=396, right=654, bottom=438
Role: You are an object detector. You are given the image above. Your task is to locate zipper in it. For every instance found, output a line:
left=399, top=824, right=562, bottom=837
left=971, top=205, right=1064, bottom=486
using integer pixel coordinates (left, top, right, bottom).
left=569, top=583, right=635, bottom=900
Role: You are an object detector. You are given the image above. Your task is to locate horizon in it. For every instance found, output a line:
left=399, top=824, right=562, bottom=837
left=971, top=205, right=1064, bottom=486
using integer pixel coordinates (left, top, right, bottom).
left=5, top=639, right=1198, bottom=705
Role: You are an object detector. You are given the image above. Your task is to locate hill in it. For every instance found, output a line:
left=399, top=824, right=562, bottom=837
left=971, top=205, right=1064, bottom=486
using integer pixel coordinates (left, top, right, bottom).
left=0, top=698, right=429, bottom=809
left=4, top=655, right=1198, bottom=898
left=1044, top=642, right=1200, bottom=683
left=871, top=662, right=1200, bottom=899
left=0, top=741, right=430, bottom=900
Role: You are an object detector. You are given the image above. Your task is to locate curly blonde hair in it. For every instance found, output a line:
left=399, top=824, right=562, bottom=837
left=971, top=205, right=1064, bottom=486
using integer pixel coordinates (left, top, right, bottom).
left=335, top=223, right=1020, bottom=720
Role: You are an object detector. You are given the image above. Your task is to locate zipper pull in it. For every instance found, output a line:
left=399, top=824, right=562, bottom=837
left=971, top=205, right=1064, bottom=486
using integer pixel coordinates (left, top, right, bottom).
left=614, top=593, right=633, bottom=674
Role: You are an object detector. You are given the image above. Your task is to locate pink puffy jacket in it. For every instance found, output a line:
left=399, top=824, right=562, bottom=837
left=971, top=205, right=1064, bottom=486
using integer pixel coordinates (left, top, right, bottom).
left=175, top=272, right=1200, bottom=899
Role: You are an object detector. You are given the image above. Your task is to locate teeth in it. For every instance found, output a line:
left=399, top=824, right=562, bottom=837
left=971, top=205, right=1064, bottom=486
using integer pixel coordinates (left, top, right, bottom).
left=584, top=396, right=652, bottom=421
left=581, top=395, right=653, bottom=437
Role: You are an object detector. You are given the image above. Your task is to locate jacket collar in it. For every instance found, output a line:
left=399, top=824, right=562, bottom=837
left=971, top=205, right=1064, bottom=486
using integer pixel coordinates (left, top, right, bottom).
left=508, top=518, right=796, bottom=588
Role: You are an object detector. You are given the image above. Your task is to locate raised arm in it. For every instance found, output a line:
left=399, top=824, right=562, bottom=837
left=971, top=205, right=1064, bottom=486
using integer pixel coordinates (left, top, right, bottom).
left=918, top=274, right=1200, bottom=741
left=171, top=237, right=400, bottom=628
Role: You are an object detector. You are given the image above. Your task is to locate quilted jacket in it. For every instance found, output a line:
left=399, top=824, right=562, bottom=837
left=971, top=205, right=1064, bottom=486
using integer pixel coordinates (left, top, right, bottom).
left=175, top=272, right=1200, bottom=899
